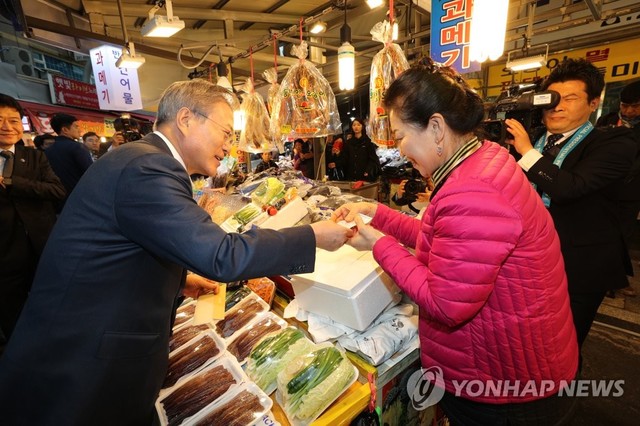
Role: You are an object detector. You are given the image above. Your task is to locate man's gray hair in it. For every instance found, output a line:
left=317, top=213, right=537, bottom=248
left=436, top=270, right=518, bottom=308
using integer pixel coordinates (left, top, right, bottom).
left=155, top=79, right=239, bottom=126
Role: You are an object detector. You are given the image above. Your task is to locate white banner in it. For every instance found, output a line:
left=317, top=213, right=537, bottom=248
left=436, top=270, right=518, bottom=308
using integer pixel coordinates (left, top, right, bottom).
left=89, top=45, right=143, bottom=111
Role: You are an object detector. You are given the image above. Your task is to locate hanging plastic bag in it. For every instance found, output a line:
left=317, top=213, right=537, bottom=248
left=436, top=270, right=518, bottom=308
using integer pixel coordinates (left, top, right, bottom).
left=270, top=41, right=342, bottom=140
left=369, top=21, right=410, bottom=147
left=237, top=78, right=277, bottom=153
left=262, top=67, right=280, bottom=116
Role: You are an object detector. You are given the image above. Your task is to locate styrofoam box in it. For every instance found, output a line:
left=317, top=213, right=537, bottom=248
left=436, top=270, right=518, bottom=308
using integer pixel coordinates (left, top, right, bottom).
left=289, top=245, right=400, bottom=331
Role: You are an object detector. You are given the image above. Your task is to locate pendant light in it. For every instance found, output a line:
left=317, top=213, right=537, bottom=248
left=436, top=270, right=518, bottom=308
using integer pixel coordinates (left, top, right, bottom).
left=469, top=0, right=509, bottom=62
left=338, top=1, right=355, bottom=91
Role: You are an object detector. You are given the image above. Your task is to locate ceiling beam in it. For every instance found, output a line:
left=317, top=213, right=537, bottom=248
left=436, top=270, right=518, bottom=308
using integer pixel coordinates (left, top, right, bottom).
left=82, top=1, right=299, bottom=25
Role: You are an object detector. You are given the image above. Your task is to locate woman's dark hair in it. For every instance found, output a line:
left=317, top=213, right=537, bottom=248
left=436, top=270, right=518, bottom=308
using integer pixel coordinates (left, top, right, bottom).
left=541, top=58, right=604, bottom=102
left=350, top=117, right=367, bottom=136
left=383, top=57, right=484, bottom=134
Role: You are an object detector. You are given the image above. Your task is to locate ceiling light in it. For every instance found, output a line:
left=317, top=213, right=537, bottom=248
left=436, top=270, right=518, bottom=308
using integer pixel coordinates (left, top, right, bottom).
left=116, top=42, right=145, bottom=69
left=338, top=5, right=355, bottom=91
left=141, top=0, right=185, bottom=37
left=367, top=0, right=384, bottom=8
left=506, top=53, right=547, bottom=72
left=469, top=0, right=509, bottom=62
left=310, top=21, right=327, bottom=34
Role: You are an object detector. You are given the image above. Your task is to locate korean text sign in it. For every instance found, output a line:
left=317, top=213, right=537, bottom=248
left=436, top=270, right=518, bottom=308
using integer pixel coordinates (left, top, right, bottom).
left=430, top=0, right=480, bottom=74
left=89, top=45, right=143, bottom=111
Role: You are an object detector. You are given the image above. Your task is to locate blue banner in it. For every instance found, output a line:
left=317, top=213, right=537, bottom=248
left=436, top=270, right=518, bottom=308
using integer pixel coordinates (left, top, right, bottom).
left=430, top=0, right=480, bottom=73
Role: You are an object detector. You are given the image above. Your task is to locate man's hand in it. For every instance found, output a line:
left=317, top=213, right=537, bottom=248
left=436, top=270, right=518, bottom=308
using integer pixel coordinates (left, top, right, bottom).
left=504, top=119, right=535, bottom=155
left=310, top=220, right=354, bottom=251
left=184, top=274, right=219, bottom=299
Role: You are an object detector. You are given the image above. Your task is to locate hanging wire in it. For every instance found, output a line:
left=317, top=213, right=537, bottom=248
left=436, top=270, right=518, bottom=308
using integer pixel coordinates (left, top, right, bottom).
left=299, top=17, right=304, bottom=43
left=273, top=34, right=278, bottom=74
left=249, top=47, right=254, bottom=85
left=389, top=0, right=394, bottom=25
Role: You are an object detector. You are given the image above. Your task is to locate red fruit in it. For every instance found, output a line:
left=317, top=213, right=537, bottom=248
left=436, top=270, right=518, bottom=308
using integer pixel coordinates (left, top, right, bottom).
left=376, top=107, right=384, bottom=115
left=267, top=206, right=278, bottom=216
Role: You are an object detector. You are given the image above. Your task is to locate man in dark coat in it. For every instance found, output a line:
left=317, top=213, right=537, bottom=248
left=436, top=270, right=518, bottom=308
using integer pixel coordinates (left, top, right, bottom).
left=0, top=80, right=351, bottom=425
left=505, top=59, right=637, bottom=356
left=0, top=94, right=65, bottom=350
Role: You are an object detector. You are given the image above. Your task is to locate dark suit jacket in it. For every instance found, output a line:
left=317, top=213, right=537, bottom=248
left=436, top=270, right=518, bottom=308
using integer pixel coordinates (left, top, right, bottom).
left=0, top=133, right=316, bottom=425
left=526, top=126, right=636, bottom=293
left=44, top=135, right=93, bottom=196
left=0, top=145, right=65, bottom=259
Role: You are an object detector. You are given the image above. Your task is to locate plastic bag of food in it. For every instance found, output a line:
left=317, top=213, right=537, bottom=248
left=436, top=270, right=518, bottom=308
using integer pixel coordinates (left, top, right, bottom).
left=263, top=67, right=280, bottom=116
left=237, top=78, right=276, bottom=154
left=276, top=344, right=357, bottom=424
left=189, top=382, right=273, bottom=426
left=369, top=20, right=410, bottom=147
left=245, top=327, right=315, bottom=394
left=270, top=41, right=342, bottom=140
left=250, top=177, right=286, bottom=206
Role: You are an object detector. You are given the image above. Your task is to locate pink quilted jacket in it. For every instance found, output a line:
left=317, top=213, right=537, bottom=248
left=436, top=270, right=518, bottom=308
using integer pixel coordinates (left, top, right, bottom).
left=372, top=141, right=578, bottom=403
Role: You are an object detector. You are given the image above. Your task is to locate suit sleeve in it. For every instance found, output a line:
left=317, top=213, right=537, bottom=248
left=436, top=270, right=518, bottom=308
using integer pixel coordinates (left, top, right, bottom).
left=10, top=150, right=66, bottom=201
left=372, top=188, right=521, bottom=327
left=527, top=128, right=636, bottom=203
left=74, top=143, right=94, bottom=171
left=114, top=153, right=317, bottom=282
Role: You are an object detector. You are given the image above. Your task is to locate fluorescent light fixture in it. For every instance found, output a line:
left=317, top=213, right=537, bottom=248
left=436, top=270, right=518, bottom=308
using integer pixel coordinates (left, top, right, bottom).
left=310, top=21, right=327, bottom=34
left=367, top=0, right=384, bottom=8
left=506, top=54, right=547, bottom=72
left=338, top=42, right=355, bottom=91
left=338, top=6, right=355, bottom=91
left=116, top=42, right=145, bottom=69
left=141, top=0, right=185, bottom=37
left=506, top=45, right=549, bottom=72
left=141, top=15, right=185, bottom=37
left=469, top=0, right=509, bottom=62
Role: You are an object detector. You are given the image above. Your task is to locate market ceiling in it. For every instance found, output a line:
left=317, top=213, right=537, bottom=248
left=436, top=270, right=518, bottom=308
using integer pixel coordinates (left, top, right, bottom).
left=11, top=0, right=640, bottom=106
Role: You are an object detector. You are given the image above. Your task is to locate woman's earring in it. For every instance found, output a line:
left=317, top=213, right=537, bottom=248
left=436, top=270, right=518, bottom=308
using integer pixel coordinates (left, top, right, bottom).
left=436, top=144, right=443, bottom=156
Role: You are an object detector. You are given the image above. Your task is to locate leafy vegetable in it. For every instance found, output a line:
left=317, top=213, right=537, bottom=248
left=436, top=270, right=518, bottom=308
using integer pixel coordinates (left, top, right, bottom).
left=251, top=177, right=286, bottom=206
left=246, top=328, right=314, bottom=394
left=278, top=346, right=355, bottom=420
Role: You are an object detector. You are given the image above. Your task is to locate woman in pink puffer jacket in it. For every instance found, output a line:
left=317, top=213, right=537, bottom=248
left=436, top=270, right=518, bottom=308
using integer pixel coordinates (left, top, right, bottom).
left=333, top=58, right=578, bottom=425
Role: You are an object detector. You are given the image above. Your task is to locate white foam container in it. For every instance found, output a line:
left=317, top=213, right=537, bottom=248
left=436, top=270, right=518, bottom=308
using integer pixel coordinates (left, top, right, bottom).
left=289, top=245, right=401, bottom=331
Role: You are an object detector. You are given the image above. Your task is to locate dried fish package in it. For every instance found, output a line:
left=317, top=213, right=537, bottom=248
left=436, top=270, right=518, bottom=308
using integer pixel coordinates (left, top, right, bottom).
left=226, top=312, right=287, bottom=363
left=189, top=382, right=272, bottom=426
left=169, top=322, right=212, bottom=353
left=270, top=41, right=341, bottom=140
left=214, top=293, right=269, bottom=340
left=156, top=355, right=246, bottom=426
left=368, top=21, right=410, bottom=147
left=162, top=331, right=225, bottom=389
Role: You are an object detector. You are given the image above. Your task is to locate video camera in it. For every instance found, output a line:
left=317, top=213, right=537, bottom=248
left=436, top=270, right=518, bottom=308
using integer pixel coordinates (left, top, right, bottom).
left=117, top=114, right=142, bottom=143
left=480, top=83, right=560, bottom=145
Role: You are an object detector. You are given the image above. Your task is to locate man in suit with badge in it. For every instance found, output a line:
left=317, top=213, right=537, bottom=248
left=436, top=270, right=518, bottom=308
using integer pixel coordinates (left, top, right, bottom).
left=505, top=59, right=637, bottom=358
left=0, top=94, right=65, bottom=352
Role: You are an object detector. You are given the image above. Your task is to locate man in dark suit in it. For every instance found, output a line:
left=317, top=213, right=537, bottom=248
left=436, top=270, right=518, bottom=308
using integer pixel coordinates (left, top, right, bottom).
left=0, top=94, right=65, bottom=351
left=505, top=59, right=637, bottom=355
left=0, top=80, right=352, bottom=425
left=45, top=113, right=93, bottom=203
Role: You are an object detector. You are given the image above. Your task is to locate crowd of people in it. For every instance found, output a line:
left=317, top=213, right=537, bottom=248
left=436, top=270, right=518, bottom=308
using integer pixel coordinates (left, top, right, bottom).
left=1, top=57, right=639, bottom=425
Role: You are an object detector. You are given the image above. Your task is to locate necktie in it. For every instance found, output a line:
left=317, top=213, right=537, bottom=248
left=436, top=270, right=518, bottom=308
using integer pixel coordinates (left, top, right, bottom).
left=542, top=133, right=564, bottom=155
left=1, top=150, right=14, bottom=185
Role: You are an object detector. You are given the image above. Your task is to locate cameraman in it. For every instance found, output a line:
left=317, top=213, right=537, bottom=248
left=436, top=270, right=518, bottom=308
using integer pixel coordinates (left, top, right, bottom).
left=98, top=116, right=142, bottom=158
left=391, top=174, right=432, bottom=214
left=505, top=58, right=637, bottom=360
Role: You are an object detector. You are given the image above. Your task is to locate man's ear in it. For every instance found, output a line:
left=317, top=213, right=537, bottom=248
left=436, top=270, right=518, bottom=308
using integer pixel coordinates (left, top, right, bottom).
left=590, top=97, right=601, bottom=112
left=175, top=107, right=193, bottom=134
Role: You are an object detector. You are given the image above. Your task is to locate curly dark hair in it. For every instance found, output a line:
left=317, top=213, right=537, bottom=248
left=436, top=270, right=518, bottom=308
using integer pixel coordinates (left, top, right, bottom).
left=383, top=57, right=484, bottom=134
left=540, top=58, right=604, bottom=102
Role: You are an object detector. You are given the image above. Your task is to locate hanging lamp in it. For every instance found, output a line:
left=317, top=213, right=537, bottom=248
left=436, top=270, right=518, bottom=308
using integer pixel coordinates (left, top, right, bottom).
left=338, top=1, right=355, bottom=91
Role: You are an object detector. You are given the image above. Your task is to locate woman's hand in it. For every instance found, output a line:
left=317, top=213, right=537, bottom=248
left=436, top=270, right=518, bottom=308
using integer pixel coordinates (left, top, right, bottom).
left=331, top=202, right=378, bottom=223
left=347, top=214, right=384, bottom=251
left=184, top=273, right=219, bottom=299
left=504, top=118, right=535, bottom=155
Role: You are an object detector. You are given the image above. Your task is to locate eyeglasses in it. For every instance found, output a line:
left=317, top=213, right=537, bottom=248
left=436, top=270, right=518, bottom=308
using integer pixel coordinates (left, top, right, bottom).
left=193, top=111, right=234, bottom=143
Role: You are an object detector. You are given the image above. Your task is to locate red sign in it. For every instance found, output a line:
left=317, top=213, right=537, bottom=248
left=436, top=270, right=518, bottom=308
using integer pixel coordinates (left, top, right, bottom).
left=48, top=74, right=100, bottom=110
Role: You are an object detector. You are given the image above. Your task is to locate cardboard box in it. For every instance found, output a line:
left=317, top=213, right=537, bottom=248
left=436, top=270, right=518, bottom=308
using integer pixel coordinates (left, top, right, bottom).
left=289, top=245, right=401, bottom=331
